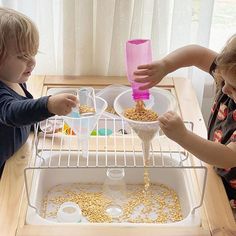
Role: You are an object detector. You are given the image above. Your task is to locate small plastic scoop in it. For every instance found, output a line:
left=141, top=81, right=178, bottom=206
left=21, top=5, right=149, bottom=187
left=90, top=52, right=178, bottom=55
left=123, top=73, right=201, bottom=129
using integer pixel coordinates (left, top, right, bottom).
left=70, top=87, right=97, bottom=118
left=57, top=202, right=82, bottom=223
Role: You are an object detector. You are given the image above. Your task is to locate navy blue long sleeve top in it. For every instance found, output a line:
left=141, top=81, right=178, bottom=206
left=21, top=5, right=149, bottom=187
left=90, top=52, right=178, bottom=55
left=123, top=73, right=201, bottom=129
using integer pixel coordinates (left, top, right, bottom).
left=0, top=81, right=53, bottom=168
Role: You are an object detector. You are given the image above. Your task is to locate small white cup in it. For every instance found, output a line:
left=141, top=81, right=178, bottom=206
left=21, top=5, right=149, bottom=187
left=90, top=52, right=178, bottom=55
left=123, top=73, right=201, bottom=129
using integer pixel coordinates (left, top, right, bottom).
left=57, top=202, right=82, bottom=223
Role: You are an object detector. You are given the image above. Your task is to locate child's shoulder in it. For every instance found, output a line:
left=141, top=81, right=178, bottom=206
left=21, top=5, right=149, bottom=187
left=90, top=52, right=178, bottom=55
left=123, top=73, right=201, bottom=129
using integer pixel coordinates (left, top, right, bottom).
left=0, top=82, right=25, bottom=97
left=0, top=81, right=11, bottom=93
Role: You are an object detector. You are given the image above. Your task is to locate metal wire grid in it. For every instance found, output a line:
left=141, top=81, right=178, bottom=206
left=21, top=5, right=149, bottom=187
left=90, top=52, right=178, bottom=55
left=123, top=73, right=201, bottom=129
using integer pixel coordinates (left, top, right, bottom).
left=24, top=116, right=207, bottom=215
left=31, top=116, right=196, bottom=168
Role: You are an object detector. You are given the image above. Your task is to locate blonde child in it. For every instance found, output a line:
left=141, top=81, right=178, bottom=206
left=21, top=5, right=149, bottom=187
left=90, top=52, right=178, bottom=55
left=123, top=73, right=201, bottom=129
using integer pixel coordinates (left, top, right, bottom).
left=134, top=35, right=236, bottom=203
left=0, top=8, right=77, bottom=175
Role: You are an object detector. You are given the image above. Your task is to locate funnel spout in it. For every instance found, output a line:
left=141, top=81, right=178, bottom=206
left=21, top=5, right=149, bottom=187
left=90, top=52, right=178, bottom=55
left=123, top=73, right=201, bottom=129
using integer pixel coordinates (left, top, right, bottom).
left=142, top=141, right=151, bottom=165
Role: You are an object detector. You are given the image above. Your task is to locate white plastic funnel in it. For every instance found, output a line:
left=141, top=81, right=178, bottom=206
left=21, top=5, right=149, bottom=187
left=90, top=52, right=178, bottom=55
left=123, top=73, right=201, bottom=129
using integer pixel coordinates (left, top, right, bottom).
left=63, top=96, right=107, bottom=157
left=114, top=87, right=176, bottom=142
left=114, top=87, right=176, bottom=163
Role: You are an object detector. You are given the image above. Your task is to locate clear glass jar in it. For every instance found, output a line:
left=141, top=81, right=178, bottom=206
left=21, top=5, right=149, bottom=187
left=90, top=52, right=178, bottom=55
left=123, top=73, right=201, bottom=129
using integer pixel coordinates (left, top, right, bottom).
left=103, top=168, right=127, bottom=220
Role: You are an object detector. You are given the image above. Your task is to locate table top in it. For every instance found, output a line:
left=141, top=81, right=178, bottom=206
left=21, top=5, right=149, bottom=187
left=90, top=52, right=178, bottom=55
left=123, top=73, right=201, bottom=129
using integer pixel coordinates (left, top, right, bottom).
left=0, top=75, right=235, bottom=236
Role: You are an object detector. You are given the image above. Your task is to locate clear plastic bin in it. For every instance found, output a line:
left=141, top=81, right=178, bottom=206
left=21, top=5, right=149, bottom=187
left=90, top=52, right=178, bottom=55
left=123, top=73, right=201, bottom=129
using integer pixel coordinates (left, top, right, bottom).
left=95, top=85, right=131, bottom=135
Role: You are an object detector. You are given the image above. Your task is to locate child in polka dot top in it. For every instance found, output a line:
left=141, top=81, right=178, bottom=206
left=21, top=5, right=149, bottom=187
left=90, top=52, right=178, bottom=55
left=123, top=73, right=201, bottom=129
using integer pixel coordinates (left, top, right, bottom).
left=134, top=35, right=236, bottom=206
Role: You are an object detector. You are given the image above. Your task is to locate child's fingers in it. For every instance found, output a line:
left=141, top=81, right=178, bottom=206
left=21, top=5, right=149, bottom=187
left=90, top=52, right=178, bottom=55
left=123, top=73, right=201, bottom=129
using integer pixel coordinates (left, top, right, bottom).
left=66, top=94, right=77, bottom=101
left=167, top=110, right=176, bottom=115
left=159, top=122, right=166, bottom=131
left=134, top=69, right=152, bottom=76
left=158, top=115, right=169, bottom=125
left=138, top=81, right=157, bottom=90
left=164, top=111, right=174, bottom=119
left=134, top=78, right=148, bottom=84
left=167, top=111, right=181, bottom=121
left=134, top=74, right=154, bottom=83
left=137, top=64, right=152, bottom=70
left=65, top=97, right=77, bottom=107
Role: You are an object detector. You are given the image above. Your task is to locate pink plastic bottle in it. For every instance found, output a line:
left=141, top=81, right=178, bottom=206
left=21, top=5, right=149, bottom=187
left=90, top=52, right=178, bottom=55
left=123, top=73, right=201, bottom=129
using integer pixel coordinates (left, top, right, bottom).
left=126, top=39, right=152, bottom=101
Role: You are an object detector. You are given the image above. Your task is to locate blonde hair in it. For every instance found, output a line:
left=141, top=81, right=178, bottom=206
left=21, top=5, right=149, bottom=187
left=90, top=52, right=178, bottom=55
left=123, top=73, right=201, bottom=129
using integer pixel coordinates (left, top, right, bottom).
left=0, top=7, right=39, bottom=64
left=214, top=34, right=236, bottom=89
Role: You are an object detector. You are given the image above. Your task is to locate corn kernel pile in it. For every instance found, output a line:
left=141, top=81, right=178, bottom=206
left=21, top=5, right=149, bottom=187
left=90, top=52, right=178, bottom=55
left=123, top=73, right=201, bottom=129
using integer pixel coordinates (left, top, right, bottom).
left=124, top=100, right=158, bottom=121
left=106, top=106, right=117, bottom=114
left=79, top=105, right=95, bottom=114
left=41, top=183, right=182, bottom=223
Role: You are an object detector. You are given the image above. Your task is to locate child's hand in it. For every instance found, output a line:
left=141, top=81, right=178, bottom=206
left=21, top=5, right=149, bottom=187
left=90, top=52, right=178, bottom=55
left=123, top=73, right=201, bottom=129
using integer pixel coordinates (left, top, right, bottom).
left=133, top=60, right=167, bottom=90
left=158, top=111, right=188, bottom=142
left=47, top=93, right=78, bottom=116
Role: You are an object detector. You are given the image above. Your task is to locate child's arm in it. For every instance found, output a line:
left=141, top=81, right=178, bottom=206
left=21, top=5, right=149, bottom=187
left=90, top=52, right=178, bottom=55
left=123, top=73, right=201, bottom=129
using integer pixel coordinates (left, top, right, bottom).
left=158, top=111, right=236, bottom=168
left=134, top=45, right=218, bottom=90
left=0, top=93, right=77, bottom=127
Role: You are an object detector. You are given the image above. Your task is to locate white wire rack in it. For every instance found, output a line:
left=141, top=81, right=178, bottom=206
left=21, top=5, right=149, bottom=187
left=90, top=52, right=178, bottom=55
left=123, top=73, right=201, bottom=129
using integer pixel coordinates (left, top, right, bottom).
left=32, top=117, right=195, bottom=168
left=24, top=116, right=207, bottom=215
